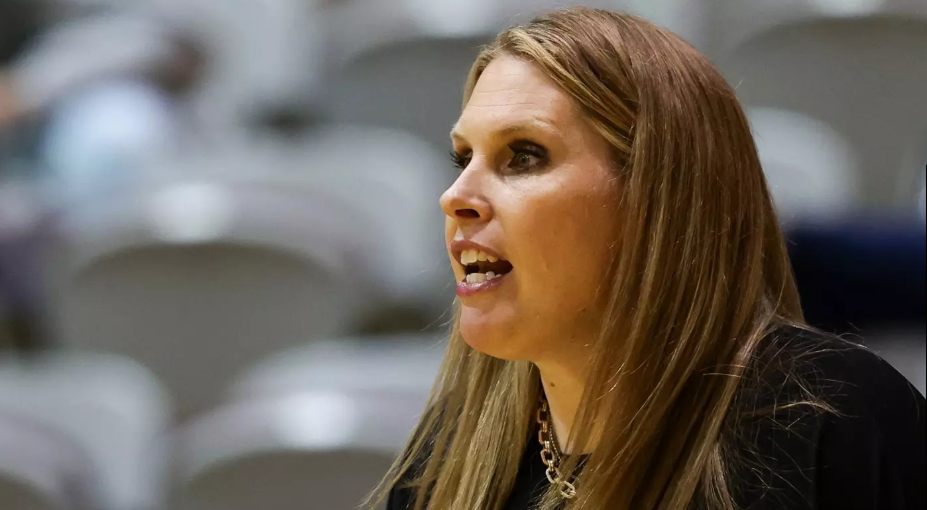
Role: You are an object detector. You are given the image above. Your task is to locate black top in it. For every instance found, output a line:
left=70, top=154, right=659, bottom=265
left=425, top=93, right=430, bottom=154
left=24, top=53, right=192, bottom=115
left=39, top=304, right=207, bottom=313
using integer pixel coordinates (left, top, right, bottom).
left=388, top=328, right=926, bottom=509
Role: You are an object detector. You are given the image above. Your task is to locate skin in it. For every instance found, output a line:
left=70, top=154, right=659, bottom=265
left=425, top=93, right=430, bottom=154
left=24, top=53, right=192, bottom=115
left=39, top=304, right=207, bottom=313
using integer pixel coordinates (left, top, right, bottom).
left=441, top=54, right=621, bottom=450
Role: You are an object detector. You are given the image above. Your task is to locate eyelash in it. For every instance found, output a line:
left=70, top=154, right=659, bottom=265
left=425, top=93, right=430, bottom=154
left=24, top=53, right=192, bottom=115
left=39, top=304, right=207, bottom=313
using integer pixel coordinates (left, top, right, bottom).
left=449, top=142, right=549, bottom=174
left=449, top=150, right=470, bottom=170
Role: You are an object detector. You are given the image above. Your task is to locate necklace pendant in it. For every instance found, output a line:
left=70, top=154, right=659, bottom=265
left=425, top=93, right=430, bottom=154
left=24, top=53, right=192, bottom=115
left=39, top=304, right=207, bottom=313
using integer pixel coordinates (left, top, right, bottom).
left=559, top=480, right=577, bottom=499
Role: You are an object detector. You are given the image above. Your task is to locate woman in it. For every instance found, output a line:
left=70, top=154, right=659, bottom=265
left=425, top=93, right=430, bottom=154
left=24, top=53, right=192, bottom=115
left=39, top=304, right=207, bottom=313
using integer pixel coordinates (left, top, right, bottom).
left=373, top=8, right=926, bottom=510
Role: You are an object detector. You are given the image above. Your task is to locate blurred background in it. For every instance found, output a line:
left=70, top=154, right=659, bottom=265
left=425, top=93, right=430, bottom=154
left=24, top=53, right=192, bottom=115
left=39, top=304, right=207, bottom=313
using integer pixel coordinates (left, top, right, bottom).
left=0, top=0, right=924, bottom=509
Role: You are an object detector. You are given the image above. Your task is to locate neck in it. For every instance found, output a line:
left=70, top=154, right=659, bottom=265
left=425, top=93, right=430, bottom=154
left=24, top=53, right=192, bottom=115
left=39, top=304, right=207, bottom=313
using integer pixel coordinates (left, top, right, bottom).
left=537, top=359, right=588, bottom=455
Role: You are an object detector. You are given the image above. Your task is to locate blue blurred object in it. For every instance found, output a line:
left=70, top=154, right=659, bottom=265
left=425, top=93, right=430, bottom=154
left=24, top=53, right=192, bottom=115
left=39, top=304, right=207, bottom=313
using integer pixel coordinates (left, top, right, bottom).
left=787, top=219, right=926, bottom=332
left=38, top=78, right=179, bottom=209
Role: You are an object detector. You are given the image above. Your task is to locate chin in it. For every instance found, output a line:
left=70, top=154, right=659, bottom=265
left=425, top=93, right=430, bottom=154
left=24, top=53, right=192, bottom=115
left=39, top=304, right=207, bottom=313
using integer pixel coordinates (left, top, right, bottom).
left=458, top=308, right=527, bottom=361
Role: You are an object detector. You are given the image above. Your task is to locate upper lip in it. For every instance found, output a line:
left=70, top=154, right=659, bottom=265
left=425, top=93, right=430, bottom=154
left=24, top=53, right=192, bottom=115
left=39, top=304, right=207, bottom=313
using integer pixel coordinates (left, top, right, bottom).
left=450, top=239, right=506, bottom=265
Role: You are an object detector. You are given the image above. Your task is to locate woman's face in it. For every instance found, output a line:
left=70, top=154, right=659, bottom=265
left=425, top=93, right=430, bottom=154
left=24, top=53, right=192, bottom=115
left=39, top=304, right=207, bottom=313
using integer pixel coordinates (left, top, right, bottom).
left=441, top=54, right=620, bottom=365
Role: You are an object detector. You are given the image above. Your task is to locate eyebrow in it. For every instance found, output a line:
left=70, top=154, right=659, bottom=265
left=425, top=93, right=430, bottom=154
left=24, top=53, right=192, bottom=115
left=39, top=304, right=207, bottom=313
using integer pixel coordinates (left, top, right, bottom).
left=449, top=118, right=560, bottom=144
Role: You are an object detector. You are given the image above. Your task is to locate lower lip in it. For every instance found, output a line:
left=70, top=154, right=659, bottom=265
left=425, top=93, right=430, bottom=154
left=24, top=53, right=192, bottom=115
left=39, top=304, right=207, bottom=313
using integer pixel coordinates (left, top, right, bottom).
left=456, top=274, right=507, bottom=297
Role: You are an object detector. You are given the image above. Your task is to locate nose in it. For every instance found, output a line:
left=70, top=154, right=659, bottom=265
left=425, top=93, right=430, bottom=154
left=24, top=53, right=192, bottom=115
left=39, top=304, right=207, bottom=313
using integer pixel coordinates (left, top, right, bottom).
left=440, top=169, right=493, bottom=223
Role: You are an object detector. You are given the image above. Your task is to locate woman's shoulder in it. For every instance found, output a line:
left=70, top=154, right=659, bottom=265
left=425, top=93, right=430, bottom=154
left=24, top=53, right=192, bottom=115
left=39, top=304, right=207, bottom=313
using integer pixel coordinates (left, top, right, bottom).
left=732, top=325, right=926, bottom=510
left=756, top=325, right=924, bottom=419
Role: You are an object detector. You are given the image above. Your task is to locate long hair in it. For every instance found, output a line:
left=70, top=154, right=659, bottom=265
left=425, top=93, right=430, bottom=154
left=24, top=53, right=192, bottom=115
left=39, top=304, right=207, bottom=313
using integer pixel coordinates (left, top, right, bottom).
left=370, top=8, right=807, bottom=510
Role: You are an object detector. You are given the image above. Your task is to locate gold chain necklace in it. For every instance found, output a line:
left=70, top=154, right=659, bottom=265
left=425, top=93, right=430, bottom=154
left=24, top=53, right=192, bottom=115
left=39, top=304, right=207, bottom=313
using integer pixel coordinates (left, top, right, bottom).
left=536, top=395, right=577, bottom=499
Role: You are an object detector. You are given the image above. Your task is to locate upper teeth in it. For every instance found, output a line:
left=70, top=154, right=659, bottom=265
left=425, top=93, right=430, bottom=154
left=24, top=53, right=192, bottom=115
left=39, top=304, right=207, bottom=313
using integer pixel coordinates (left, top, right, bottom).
left=460, top=249, right=498, bottom=265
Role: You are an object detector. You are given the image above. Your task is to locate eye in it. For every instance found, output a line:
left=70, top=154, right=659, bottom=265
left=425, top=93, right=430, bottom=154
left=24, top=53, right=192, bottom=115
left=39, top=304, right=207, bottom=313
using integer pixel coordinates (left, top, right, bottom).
left=506, top=141, right=549, bottom=174
left=449, top=150, right=471, bottom=171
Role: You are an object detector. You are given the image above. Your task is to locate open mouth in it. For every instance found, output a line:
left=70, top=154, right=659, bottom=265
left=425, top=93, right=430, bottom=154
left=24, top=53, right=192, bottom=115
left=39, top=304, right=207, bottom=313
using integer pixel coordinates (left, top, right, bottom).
left=459, top=249, right=514, bottom=284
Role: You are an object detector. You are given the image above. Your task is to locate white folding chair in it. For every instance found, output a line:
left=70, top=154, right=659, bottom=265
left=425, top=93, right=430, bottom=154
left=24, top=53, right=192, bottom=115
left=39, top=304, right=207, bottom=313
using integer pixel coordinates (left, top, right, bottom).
left=290, top=125, right=455, bottom=321
left=167, top=126, right=456, bottom=330
left=610, top=0, right=713, bottom=50
left=0, top=413, right=96, bottom=510
left=321, top=0, right=616, bottom=152
left=747, top=107, right=859, bottom=225
left=48, top=165, right=374, bottom=417
left=172, top=389, right=430, bottom=510
left=712, top=0, right=927, bottom=58
left=322, top=33, right=488, bottom=152
left=230, top=333, right=446, bottom=400
left=172, top=333, right=444, bottom=510
left=0, top=351, right=171, bottom=510
left=714, top=0, right=927, bottom=211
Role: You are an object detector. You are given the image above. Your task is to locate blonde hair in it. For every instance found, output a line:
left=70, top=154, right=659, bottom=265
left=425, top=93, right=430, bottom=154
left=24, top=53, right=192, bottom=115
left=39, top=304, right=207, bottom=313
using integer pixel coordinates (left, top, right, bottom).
left=370, top=8, right=808, bottom=510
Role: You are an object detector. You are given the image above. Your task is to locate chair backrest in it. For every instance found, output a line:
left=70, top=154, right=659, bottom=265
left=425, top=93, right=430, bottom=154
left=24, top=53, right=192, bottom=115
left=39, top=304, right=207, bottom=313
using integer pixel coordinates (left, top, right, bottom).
left=230, top=333, right=446, bottom=400
left=322, top=34, right=488, bottom=152
left=747, top=107, right=858, bottom=225
left=174, top=334, right=445, bottom=510
left=712, top=0, right=927, bottom=59
left=173, top=390, right=430, bottom=510
left=290, top=126, right=454, bottom=317
left=47, top=152, right=379, bottom=415
left=0, top=412, right=90, bottom=510
left=178, top=450, right=392, bottom=510
left=320, top=0, right=618, bottom=151
left=162, top=126, right=455, bottom=328
left=0, top=351, right=172, bottom=510
left=715, top=1, right=927, bottom=211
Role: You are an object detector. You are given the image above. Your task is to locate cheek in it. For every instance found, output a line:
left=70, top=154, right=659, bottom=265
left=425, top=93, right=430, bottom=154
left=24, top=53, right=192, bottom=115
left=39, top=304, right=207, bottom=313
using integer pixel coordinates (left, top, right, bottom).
left=445, top=217, right=466, bottom=280
left=514, top=187, right=617, bottom=310
left=444, top=216, right=456, bottom=247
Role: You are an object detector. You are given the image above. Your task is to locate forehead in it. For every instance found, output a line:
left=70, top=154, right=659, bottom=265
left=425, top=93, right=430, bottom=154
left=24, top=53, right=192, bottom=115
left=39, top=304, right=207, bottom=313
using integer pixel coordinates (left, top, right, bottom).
left=453, top=55, right=581, bottom=140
